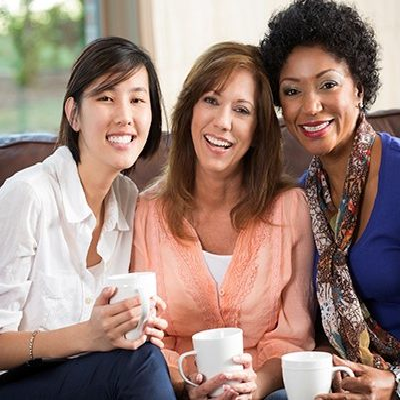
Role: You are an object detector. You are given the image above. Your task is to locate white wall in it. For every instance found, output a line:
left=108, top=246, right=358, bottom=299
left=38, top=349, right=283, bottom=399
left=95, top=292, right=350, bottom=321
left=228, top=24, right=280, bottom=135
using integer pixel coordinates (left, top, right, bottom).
left=139, top=0, right=399, bottom=120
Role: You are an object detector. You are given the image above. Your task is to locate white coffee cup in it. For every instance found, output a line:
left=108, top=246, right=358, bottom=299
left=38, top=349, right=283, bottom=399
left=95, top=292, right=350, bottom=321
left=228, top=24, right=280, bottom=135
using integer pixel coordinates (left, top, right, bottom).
left=105, top=272, right=157, bottom=341
left=178, top=327, right=244, bottom=397
left=282, top=351, right=355, bottom=400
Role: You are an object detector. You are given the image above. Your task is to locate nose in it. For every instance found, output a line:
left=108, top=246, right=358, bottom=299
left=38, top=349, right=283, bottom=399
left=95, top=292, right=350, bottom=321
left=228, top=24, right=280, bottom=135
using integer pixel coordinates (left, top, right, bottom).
left=302, top=90, right=323, bottom=116
left=213, top=105, right=232, bottom=131
left=114, top=101, right=133, bottom=126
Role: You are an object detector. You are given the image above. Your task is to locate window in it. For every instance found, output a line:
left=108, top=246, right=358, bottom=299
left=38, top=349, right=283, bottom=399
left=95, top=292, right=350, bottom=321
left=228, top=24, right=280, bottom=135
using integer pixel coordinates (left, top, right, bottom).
left=0, top=0, right=84, bottom=135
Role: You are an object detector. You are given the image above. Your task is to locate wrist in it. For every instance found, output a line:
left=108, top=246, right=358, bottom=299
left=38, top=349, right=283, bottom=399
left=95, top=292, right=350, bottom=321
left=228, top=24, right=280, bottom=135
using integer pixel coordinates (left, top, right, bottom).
left=75, top=321, right=94, bottom=352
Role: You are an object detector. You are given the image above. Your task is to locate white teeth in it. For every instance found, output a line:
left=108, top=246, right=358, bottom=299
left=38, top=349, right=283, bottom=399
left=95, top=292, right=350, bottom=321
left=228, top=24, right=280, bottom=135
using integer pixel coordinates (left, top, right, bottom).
left=107, top=135, right=132, bottom=144
left=205, top=134, right=232, bottom=148
left=302, top=121, right=330, bottom=132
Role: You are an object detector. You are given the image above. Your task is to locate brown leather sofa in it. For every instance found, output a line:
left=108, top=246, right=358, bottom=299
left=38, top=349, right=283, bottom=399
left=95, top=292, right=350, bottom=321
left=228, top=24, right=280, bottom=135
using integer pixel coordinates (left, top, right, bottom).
left=1, top=109, right=400, bottom=189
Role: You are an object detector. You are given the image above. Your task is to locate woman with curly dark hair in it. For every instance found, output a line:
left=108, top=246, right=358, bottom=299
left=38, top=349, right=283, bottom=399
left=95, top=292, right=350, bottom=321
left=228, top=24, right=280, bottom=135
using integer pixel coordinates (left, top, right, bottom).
left=260, top=0, right=400, bottom=399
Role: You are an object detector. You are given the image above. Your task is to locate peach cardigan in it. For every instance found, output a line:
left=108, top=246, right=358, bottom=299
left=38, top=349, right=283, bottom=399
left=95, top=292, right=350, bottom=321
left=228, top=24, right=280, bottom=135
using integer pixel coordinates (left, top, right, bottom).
left=131, top=188, right=315, bottom=375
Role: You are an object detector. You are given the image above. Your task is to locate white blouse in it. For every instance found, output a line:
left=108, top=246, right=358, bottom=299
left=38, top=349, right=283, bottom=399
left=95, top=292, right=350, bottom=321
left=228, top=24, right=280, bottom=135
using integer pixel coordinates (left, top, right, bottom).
left=0, top=147, right=137, bottom=333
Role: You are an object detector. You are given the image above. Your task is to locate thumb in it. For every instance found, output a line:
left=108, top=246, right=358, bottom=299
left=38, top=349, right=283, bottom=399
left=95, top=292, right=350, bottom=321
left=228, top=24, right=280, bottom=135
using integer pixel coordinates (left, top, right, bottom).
left=95, top=286, right=116, bottom=306
left=333, top=355, right=363, bottom=375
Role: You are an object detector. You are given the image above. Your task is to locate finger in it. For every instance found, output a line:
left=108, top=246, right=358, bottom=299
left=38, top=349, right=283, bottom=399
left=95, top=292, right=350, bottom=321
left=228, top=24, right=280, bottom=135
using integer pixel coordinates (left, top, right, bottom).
left=192, top=374, right=230, bottom=396
left=220, top=386, right=239, bottom=399
left=333, top=355, right=364, bottom=376
left=332, top=370, right=344, bottom=393
left=226, top=370, right=256, bottom=383
left=107, top=296, right=142, bottom=316
left=229, top=379, right=257, bottom=394
left=146, top=316, right=168, bottom=331
left=109, top=314, right=143, bottom=340
left=117, top=334, right=147, bottom=351
left=95, top=287, right=116, bottom=306
left=144, top=325, right=164, bottom=340
left=232, top=353, right=252, bottom=369
left=152, top=295, right=167, bottom=312
left=149, top=335, right=165, bottom=349
left=315, top=394, right=360, bottom=399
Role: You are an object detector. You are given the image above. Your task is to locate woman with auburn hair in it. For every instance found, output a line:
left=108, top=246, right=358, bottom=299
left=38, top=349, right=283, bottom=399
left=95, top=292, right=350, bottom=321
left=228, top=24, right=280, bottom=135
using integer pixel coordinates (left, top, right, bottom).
left=131, top=41, right=315, bottom=399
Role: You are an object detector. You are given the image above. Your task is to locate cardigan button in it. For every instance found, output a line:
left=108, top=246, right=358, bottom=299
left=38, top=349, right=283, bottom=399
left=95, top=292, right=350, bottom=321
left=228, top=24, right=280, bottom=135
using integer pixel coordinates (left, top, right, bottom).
left=219, top=289, right=225, bottom=296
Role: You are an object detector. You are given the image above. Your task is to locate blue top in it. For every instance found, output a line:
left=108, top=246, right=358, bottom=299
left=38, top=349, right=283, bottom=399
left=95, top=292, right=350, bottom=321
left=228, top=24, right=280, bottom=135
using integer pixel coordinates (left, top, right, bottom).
left=304, top=132, right=400, bottom=341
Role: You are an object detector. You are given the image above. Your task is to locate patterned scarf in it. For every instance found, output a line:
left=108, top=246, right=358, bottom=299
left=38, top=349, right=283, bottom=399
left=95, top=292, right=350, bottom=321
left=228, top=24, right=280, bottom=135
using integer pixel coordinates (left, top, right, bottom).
left=305, top=114, right=400, bottom=368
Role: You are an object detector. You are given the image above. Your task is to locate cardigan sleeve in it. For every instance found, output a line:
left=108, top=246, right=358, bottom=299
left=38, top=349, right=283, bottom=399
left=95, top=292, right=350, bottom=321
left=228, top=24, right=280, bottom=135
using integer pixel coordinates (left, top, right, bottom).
left=256, top=190, right=316, bottom=365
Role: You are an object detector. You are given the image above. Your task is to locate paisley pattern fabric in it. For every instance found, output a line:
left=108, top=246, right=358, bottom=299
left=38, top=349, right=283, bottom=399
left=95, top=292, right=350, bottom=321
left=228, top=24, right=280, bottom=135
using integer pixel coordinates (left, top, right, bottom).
left=305, top=114, right=400, bottom=367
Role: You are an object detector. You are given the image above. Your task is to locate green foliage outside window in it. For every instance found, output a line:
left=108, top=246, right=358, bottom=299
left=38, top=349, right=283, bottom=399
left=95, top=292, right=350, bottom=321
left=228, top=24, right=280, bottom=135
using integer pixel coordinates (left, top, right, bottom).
left=0, top=0, right=84, bottom=134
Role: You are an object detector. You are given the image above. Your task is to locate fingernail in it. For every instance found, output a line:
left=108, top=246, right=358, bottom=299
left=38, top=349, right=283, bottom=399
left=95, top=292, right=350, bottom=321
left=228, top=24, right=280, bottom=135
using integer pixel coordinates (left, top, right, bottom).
left=224, top=373, right=233, bottom=379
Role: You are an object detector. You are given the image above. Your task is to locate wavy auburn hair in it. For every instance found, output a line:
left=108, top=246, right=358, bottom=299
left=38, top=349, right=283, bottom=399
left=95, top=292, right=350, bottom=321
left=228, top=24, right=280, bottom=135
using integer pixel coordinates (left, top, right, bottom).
left=154, top=41, right=292, bottom=240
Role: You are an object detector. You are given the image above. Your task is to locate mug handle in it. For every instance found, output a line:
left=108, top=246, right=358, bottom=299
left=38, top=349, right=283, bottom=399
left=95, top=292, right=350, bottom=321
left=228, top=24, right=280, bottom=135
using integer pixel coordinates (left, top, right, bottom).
left=332, top=366, right=354, bottom=378
left=125, top=287, right=149, bottom=341
left=178, top=350, right=198, bottom=387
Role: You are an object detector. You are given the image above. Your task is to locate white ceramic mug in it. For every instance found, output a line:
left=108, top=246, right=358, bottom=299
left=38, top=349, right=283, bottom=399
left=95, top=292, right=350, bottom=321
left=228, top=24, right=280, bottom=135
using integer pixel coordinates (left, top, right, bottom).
left=282, top=351, right=355, bottom=400
left=178, top=327, right=244, bottom=397
left=105, top=272, right=157, bottom=341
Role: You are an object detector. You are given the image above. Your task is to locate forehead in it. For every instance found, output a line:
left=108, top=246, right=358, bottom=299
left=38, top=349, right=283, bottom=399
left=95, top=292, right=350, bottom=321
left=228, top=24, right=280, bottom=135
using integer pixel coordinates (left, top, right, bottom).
left=86, top=65, right=149, bottom=94
left=281, top=46, right=351, bottom=78
left=208, top=68, right=256, bottom=95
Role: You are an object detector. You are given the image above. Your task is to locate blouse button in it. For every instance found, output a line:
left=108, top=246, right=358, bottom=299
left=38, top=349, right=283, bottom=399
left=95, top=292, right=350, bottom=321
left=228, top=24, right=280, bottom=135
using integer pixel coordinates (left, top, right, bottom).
left=85, top=297, right=92, bottom=305
left=219, top=289, right=225, bottom=296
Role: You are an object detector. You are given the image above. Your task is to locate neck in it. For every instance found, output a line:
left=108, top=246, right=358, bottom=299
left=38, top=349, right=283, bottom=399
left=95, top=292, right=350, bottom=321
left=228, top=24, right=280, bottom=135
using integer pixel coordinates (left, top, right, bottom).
left=193, top=168, right=243, bottom=210
left=319, top=135, right=355, bottom=208
left=78, top=164, right=115, bottom=217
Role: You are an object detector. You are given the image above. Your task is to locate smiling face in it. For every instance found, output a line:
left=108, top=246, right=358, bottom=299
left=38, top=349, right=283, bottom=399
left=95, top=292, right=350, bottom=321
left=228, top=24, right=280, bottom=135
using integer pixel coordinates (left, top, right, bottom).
left=65, top=65, right=152, bottom=178
left=191, top=68, right=257, bottom=178
left=279, top=46, right=362, bottom=158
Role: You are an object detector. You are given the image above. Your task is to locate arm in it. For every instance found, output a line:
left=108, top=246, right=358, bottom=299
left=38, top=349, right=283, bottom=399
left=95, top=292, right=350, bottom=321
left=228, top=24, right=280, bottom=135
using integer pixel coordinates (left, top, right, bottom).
left=255, top=190, right=316, bottom=397
left=0, top=182, right=151, bottom=370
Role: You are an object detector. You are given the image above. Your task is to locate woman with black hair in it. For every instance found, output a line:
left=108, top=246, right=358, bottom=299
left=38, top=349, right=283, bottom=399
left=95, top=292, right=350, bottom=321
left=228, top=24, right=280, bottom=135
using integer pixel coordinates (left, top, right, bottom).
left=260, top=0, right=400, bottom=398
left=0, top=37, right=175, bottom=399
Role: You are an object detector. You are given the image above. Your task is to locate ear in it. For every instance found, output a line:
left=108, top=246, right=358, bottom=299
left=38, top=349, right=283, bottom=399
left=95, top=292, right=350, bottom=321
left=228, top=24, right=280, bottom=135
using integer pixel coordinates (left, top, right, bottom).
left=356, top=82, right=364, bottom=101
left=65, top=97, right=80, bottom=132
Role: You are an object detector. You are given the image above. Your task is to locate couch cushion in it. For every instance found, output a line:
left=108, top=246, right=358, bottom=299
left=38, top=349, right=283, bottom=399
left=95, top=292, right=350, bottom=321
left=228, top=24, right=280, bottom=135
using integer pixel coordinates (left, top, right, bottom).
left=1, top=109, right=399, bottom=187
left=0, top=133, right=171, bottom=190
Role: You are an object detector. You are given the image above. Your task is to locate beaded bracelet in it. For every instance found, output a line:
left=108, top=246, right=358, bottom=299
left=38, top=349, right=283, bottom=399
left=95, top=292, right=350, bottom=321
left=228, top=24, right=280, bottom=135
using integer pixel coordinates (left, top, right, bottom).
left=28, top=330, right=40, bottom=361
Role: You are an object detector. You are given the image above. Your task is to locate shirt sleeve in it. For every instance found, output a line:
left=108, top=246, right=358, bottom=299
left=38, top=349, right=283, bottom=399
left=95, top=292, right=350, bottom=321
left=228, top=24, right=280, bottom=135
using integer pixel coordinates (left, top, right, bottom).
left=0, top=180, right=40, bottom=332
left=256, top=189, right=316, bottom=365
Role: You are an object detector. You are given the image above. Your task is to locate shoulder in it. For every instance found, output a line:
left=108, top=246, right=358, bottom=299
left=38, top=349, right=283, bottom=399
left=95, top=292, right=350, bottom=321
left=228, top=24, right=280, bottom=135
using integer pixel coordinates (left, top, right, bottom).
left=379, top=131, right=400, bottom=154
left=275, top=187, right=308, bottom=210
left=0, top=161, right=52, bottom=205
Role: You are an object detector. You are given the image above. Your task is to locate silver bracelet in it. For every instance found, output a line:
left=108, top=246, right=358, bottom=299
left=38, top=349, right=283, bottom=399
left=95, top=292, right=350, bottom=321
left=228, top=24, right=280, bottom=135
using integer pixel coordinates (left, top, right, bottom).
left=28, top=330, right=40, bottom=361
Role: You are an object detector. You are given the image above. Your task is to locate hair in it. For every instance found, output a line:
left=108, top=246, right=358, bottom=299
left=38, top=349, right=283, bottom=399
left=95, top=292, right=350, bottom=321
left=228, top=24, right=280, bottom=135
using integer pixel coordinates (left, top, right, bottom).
left=259, top=0, right=380, bottom=110
left=57, top=36, right=163, bottom=174
left=152, top=41, right=292, bottom=241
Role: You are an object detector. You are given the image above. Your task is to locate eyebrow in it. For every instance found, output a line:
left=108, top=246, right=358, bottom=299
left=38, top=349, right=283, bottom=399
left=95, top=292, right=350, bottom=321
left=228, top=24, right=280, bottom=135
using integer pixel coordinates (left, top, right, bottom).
left=88, top=86, right=148, bottom=97
left=208, top=90, right=255, bottom=108
left=280, top=69, right=344, bottom=83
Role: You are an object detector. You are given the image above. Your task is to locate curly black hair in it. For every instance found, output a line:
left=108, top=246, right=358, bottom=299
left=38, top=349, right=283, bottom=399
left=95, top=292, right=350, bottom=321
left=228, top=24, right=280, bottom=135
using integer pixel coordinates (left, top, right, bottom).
left=259, top=0, right=380, bottom=110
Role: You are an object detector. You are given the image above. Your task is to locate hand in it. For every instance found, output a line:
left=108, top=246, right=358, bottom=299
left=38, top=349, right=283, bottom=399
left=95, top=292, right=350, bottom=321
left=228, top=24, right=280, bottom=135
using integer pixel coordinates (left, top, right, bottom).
left=143, top=295, right=168, bottom=349
left=314, top=355, right=396, bottom=400
left=186, top=373, right=239, bottom=400
left=228, top=353, right=257, bottom=399
left=86, top=287, right=147, bottom=352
